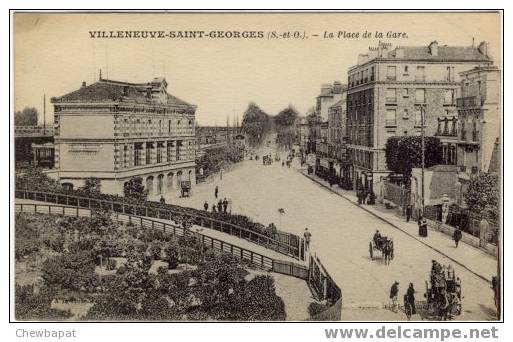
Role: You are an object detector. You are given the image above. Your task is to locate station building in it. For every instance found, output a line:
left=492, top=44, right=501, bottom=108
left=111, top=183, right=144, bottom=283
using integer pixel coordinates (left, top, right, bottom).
left=50, top=76, right=197, bottom=197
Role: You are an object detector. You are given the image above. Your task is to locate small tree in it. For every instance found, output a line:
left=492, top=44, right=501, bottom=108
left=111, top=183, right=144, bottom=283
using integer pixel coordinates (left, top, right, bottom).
left=15, top=107, right=38, bottom=126
left=123, top=177, right=148, bottom=202
left=385, top=136, right=443, bottom=186
left=464, top=173, right=499, bottom=221
left=80, top=177, right=102, bottom=195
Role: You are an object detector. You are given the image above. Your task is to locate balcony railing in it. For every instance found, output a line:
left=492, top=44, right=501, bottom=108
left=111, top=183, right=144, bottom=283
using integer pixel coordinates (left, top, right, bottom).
left=456, top=96, right=485, bottom=108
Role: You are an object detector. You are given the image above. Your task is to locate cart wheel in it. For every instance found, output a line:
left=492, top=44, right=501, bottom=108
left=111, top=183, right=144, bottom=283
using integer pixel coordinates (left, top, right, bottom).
left=369, top=242, right=373, bottom=260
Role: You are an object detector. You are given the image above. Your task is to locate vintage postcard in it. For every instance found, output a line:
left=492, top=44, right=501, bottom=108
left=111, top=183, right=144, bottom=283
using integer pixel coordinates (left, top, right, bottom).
left=12, top=11, right=502, bottom=323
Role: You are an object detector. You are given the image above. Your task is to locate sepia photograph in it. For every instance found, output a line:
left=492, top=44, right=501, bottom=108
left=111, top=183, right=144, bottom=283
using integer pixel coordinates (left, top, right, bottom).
left=10, top=10, right=502, bottom=323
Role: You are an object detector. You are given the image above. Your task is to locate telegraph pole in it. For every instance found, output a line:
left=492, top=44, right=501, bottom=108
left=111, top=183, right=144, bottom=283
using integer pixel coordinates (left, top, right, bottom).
left=43, top=94, right=46, bottom=132
left=415, top=103, right=426, bottom=216
left=421, top=104, right=425, bottom=216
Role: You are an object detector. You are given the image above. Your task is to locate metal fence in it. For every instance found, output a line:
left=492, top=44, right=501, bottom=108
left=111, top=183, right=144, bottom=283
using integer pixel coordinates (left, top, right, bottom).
left=307, top=255, right=342, bottom=320
left=424, top=205, right=499, bottom=245
left=15, top=190, right=304, bottom=261
left=15, top=202, right=308, bottom=279
left=308, top=255, right=342, bottom=303
left=383, top=180, right=410, bottom=212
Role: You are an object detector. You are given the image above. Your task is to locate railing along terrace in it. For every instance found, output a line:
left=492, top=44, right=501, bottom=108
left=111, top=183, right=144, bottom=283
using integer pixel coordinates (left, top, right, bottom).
left=15, top=190, right=304, bottom=261
left=15, top=202, right=309, bottom=279
left=14, top=125, right=54, bottom=137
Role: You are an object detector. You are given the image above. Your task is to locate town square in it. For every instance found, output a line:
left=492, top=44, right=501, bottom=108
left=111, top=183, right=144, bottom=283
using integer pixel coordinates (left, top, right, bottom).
left=12, top=11, right=501, bottom=322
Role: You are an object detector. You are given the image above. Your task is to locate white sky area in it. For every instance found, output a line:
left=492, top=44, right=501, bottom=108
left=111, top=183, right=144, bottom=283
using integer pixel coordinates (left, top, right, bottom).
left=14, top=12, right=501, bottom=126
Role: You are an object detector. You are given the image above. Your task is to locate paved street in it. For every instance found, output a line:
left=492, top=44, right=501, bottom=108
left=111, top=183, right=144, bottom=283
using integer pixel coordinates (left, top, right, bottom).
left=162, top=151, right=497, bottom=321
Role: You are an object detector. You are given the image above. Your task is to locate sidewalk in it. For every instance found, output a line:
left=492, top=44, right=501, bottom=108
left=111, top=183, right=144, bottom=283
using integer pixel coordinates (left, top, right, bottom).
left=300, top=171, right=497, bottom=283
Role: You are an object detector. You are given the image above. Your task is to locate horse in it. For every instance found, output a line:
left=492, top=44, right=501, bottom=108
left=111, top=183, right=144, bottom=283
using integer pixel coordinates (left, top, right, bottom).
left=382, top=239, right=394, bottom=265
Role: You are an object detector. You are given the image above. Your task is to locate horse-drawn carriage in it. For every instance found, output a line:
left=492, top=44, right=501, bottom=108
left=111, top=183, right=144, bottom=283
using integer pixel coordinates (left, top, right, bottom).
left=422, top=261, right=462, bottom=320
left=263, top=155, right=272, bottom=166
left=369, top=233, right=394, bottom=264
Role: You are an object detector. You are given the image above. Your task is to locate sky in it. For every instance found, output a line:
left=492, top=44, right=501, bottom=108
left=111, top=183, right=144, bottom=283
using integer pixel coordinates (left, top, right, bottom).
left=13, top=12, right=501, bottom=126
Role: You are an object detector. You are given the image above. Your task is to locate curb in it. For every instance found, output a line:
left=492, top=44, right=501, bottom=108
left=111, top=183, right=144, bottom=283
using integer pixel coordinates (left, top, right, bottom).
left=301, top=171, right=492, bottom=284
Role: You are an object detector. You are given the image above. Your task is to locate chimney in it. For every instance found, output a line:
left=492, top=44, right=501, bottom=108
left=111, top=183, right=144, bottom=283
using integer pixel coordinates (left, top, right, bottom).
left=429, top=41, right=438, bottom=56
left=81, top=81, right=86, bottom=88
left=333, top=81, right=343, bottom=94
left=478, top=41, right=489, bottom=56
left=320, top=83, right=332, bottom=95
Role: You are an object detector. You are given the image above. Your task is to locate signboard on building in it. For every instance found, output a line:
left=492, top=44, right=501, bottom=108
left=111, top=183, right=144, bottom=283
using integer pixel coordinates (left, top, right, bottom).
left=306, top=153, right=316, bottom=166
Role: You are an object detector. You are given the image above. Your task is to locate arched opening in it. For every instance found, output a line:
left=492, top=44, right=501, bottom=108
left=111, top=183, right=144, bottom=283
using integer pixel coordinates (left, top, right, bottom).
left=188, top=170, right=192, bottom=180
left=176, top=171, right=183, bottom=188
left=167, top=172, right=174, bottom=190
left=146, top=176, right=154, bottom=196
left=157, top=174, right=164, bottom=194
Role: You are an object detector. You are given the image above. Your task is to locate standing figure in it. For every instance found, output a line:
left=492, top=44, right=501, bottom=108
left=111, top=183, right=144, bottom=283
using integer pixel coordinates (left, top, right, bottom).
left=453, top=227, right=462, bottom=248
left=203, top=201, right=209, bottom=211
left=217, top=200, right=223, bottom=213
left=405, top=283, right=416, bottom=318
left=223, top=198, right=228, bottom=213
left=420, top=217, right=428, bottom=237
left=214, top=185, right=219, bottom=199
left=303, top=228, right=312, bottom=252
left=405, top=204, right=412, bottom=222
left=390, top=281, right=399, bottom=313
left=159, top=196, right=166, bottom=204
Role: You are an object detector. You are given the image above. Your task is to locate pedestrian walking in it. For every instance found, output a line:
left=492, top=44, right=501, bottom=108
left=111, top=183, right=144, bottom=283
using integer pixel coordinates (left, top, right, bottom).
left=214, top=185, right=219, bottom=199
left=203, top=201, right=209, bottom=211
left=223, top=198, right=228, bottom=213
left=453, top=227, right=462, bottom=248
left=418, top=216, right=428, bottom=237
left=304, top=228, right=312, bottom=252
left=212, top=205, right=217, bottom=213
left=405, top=283, right=416, bottom=319
left=390, top=281, right=399, bottom=313
left=406, top=204, right=412, bottom=222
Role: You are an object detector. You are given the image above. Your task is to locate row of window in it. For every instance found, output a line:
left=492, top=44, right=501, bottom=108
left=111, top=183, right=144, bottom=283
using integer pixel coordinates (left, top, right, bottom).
left=119, top=140, right=194, bottom=168
left=349, top=66, right=376, bottom=87
left=349, top=64, right=456, bottom=88
left=117, top=117, right=194, bottom=137
left=385, top=88, right=455, bottom=104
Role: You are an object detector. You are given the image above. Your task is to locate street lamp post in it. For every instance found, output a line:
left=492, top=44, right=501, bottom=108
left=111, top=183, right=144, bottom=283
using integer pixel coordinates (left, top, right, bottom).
left=416, top=104, right=427, bottom=216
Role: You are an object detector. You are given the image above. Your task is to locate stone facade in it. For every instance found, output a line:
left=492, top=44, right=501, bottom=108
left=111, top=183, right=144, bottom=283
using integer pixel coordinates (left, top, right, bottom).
left=346, top=41, right=493, bottom=194
left=456, top=65, right=501, bottom=175
left=51, top=77, right=197, bottom=197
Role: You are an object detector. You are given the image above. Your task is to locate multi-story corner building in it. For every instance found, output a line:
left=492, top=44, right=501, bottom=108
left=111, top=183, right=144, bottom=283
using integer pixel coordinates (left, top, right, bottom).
left=456, top=65, right=501, bottom=176
left=313, top=82, right=344, bottom=175
left=327, top=85, right=352, bottom=187
left=51, top=77, right=197, bottom=197
left=316, top=82, right=344, bottom=121
left=294, top=116, right=309, bottom=157
left=346, top=41, right=493, bottom=194
left=327, top=85, right=348, bottom=160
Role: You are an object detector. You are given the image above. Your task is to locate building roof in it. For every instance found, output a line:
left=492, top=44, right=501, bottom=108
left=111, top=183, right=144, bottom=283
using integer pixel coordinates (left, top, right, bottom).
left=51, top=78, right=195, bottom=110
left=387, top=45, right=491, bottom=61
